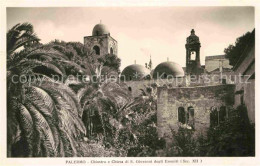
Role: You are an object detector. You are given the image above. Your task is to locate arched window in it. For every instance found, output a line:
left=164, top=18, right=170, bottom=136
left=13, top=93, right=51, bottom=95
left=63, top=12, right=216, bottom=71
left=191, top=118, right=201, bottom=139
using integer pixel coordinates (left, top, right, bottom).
left=110, top=47, right=114, bottom=54
left=210, top=107, right=218, bottom=127
left=188, top=107, right=195, bottom=128
left=178, top=107, right=185, bottom=124
left=128, top=87, right=132, bottom=92
left=219, top=106, right=227, bottom=122
left=129, top=76, right=132, bottom=81
left=93, top=45, right=100, bottom=55
left=163, top=73, right=167, bottom=79
left=190, top=51, right=196, bottom=60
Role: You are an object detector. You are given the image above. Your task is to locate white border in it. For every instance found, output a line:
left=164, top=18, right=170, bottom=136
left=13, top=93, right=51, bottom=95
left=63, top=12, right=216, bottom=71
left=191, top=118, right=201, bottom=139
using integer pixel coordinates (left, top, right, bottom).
left=0, top=0, right=259, bottom=166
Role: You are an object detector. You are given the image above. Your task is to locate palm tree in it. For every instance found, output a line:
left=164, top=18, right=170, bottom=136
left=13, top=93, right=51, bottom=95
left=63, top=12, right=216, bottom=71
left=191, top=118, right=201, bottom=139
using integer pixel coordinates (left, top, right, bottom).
left=79, top=79, right=138, bottom=142
left=7, top=23, right=40, bottom=56
left=7, top=23, right=86, bottom=157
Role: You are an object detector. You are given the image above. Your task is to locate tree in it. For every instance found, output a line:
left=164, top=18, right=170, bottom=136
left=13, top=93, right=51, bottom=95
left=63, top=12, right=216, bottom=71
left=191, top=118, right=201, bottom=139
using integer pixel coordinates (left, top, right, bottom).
left=224, top=30, right=254, bottom=66
left=7, top=23, right=87, bottom=157
left=7, top=23, right=40, bottom=56
left=204, top=106, right=254, bottom=156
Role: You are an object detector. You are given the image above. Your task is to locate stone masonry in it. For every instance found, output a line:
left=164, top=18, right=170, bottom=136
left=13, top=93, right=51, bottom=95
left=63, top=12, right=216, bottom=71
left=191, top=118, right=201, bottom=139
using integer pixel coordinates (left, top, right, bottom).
left=157, top=84, right=235, bottom=143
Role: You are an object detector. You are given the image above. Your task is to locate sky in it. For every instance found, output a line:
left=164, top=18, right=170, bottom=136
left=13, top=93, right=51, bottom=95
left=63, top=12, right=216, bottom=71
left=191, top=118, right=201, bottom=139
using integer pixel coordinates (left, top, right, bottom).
left=7, top=7, right=254, bottom=71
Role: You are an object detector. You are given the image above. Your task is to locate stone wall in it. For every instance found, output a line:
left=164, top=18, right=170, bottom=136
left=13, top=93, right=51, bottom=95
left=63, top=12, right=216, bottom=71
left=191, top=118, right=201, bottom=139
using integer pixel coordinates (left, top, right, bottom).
left=124, top=73, right=234, bottom=97
left=233, top=45, right=255, bottom=123
left=157, top=84, right=235, bottom=143
left=84, top=35, right=118, bottom=56
left=123, top=77, right=187, bottom=97
left=205, top=56, right=232, bottom=72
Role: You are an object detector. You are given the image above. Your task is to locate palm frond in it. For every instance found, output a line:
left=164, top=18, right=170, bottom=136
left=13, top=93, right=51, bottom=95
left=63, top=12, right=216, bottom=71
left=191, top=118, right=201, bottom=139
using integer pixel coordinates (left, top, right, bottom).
left=16, top=102, right=34, bottom=156
left=25, top=103, right=57, bottom=157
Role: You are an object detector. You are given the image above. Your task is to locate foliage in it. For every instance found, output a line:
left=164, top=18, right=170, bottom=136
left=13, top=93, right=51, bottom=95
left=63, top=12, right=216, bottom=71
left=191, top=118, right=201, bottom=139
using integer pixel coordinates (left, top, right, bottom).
left=7, top=22, right=255, bottom=158
left=166, top=105, right=255, bottom=157
left=224, top=30, right=254, bottom=66
left=7, top=23, right=40, bottom=56
left=166, top=128, right=198, bottom=156
left=7, top=23, right=87, bottom=157
left=203, top=105, right=255, bottom=156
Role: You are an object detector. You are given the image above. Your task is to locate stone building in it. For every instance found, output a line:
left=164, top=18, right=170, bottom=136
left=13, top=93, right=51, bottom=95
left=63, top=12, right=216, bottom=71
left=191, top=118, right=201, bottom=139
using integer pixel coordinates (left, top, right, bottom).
left=233, top=29, right=255, bottom=123
left=157, top=84, right=235, bottom=142
left=83, top=23, right=254, bottom=141
left=205, top=55, right=232, bottom=73
left=121, top=29, right=236, bottom=99
left=84, top=22, right=118, bottom=56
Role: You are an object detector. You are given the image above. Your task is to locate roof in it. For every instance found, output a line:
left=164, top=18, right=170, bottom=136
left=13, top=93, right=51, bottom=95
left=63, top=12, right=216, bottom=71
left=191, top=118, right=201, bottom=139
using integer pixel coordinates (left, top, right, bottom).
left=92, top=23, right=110, bottom=36
left=205, top=55, right=226, bottom=60
left=208, top=67, right=232, bottom=73
left=121, top=64, right=150, bottom=81
left=153, top=61, right=185, bottom=79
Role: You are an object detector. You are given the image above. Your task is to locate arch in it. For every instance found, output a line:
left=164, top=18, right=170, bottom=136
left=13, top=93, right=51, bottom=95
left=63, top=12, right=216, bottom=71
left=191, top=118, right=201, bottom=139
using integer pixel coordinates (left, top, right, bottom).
left=190, top=51, right=196, bottom=60
left=93, top=45, right=100, bottom=55
left=110, top=47, right=114, bottom=54
left=178, top=107, right=185, bottom=124
left=219, top=106, right=227, bottom=122
left=163, top=73, right=167, bottom=79
left=128, top=87, right=132, bottom=92
left=210, top=107, right=218, bottom=127
left=187, top=106, right=195, bottom=129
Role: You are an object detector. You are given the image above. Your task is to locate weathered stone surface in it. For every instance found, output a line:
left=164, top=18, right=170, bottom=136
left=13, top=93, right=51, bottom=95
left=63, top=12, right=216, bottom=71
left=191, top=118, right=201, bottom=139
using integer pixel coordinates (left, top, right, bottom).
left=84, top=35, right=118, bottom=56
left=157, top=84, right=235, bottom=143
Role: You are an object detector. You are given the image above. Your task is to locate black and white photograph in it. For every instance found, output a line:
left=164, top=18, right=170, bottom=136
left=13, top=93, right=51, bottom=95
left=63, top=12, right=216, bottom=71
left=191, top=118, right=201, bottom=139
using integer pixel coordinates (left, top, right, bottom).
left=1, top=1, right=259, bottom=165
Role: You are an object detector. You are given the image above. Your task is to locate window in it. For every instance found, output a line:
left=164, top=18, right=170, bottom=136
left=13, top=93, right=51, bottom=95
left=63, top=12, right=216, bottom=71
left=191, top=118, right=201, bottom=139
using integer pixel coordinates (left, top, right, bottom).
left=178, top=107, right=195, bottom=129
left=188, top=107, right=195, bottom=129
left=219, top=106, right=227, bottom=122
left=210, top=106, right=227, bottom=127
left=240, top=94, right=244, bottom=105
left=210, top=107, right=218, bottom=127
left=190, top=51, right=196, bottom=60
left=178, top=107, right=185, bottom=124
left=93, top=45, right=100, bottom=55
left=221, top=79, right=227, bottom=84
left=128, top=87, right=132, bottom=92
left=110, top=47, right=113, bottom=54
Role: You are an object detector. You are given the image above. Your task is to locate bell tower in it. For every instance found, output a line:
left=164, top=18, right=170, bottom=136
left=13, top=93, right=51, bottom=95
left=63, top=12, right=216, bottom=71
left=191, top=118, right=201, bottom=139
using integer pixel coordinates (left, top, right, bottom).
left=84, top=22, right=118, bottom=56
left=185, top=29, right=202, bottom=75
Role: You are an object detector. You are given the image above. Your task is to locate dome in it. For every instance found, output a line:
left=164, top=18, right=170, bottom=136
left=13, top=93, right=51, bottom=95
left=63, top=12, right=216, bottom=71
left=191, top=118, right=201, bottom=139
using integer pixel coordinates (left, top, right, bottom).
left=153, top=61, right=185, bottom=79
left=92, top=23, right=110, bottom=36
left=121, top=64, right=151, bottom=81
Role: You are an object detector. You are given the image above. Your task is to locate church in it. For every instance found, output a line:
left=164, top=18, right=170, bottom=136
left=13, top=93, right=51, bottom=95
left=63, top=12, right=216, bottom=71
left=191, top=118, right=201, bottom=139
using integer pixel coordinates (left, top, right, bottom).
left=84, top=22, right=254, bottom=143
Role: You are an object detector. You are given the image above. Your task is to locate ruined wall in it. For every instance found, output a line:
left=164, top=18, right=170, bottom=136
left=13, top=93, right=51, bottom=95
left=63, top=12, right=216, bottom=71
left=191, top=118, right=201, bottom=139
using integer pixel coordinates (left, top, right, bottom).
left=157, top=84, right=235, bottom=143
